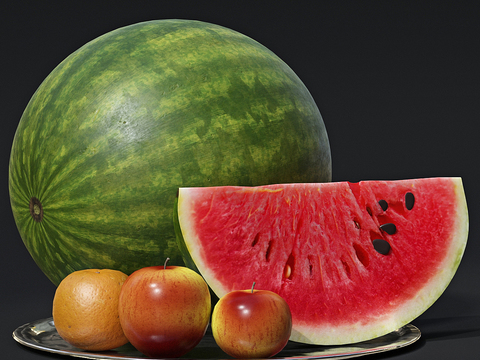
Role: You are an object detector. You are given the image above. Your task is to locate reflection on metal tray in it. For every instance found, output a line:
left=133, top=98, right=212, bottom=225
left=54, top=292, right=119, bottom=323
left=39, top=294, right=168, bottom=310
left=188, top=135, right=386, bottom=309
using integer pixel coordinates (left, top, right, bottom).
left=13, top=317, right=420, bottom=359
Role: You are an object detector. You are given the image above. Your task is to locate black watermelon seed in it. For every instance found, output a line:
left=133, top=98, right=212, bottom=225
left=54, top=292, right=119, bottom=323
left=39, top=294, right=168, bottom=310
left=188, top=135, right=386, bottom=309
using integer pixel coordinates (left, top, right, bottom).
left=380, top=223, right=397, bottom=235
left=372, top=239, right=391, bottom=255
left=405, top=192, right=415, bottom=210
left=378, top=199, right=388, bottom=211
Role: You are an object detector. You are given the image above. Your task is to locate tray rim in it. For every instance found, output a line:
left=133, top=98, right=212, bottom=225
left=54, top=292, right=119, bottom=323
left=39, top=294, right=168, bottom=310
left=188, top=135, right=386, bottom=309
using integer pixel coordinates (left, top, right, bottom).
left=13, top=317, right=421, bottom=360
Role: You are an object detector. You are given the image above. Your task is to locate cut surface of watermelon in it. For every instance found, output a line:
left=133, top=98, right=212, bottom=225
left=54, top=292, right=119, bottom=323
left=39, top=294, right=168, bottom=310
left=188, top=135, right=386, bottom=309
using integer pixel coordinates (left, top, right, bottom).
left=176, top=178, right=468, bottom=345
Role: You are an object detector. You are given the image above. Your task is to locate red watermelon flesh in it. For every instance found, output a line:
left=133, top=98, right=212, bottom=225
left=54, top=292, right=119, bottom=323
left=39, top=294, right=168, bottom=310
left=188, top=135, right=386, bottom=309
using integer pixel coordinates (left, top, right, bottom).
left=176, top=178, right=468, bottom=345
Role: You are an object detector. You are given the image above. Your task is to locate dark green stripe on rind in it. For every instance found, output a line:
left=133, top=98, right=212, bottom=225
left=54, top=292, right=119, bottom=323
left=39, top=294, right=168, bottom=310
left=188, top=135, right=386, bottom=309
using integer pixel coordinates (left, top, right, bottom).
left=9, top=20, right=331, bottom=285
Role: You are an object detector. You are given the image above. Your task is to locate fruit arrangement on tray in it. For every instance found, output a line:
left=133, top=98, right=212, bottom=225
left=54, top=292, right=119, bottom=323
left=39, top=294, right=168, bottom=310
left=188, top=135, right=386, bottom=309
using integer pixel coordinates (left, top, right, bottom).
left=9, top=19, right=468, bottom=359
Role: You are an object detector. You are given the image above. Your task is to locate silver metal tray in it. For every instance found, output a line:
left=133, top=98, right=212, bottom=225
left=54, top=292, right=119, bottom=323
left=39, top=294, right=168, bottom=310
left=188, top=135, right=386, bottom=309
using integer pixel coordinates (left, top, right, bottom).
left=13, top=318, right=420, bottom=359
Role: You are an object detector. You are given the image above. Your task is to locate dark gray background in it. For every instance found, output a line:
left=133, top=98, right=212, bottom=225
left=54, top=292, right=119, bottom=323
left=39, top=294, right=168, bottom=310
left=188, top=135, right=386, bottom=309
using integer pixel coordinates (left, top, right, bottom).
left=2, top=1, right=479, bottom=359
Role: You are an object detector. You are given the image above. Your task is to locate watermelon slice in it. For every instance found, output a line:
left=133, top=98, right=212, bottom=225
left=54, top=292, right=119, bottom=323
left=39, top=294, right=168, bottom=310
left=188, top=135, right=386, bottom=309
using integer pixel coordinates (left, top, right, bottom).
left=175, top=178, right=468, bottom=345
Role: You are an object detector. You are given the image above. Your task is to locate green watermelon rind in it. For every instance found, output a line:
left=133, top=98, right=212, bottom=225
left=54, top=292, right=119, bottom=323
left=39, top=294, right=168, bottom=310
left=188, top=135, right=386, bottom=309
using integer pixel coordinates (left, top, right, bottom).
left=9, top=19, right=331, bottom=286
left=176, top=177, right=468, bottom=345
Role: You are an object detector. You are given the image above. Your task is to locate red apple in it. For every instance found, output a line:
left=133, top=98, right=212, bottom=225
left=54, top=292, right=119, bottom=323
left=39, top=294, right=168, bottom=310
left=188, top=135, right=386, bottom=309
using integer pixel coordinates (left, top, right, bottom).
left=118, top=259, right=211, bottom=358
left=211, top=283, right=292, bottom=358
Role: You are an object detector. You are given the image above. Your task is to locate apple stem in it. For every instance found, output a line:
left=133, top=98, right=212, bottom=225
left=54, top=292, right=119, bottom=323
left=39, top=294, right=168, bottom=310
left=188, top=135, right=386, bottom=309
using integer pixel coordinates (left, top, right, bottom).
left=251, top=281, right=256, bottom=293
left=164, top=257, right=170, bottom=269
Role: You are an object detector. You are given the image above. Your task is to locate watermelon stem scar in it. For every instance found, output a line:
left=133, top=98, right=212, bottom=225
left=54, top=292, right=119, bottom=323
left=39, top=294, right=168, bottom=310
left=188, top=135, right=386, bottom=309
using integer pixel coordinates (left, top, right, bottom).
left=10, top=19, right=332, bottom=287
left=29, top=197, right=43, bottom=222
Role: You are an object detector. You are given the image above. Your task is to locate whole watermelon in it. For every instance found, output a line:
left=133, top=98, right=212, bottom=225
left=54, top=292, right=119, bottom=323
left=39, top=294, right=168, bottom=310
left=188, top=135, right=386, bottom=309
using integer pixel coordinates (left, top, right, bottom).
left=9, top=20, right=331, bottom=286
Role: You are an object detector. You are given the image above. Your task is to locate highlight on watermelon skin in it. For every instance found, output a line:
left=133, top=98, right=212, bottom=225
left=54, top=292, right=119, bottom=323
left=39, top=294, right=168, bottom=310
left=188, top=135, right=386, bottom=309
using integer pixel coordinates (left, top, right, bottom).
left=174, top=177, right=468, bottom=345
left=9, top=19, right=332, bottom=287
